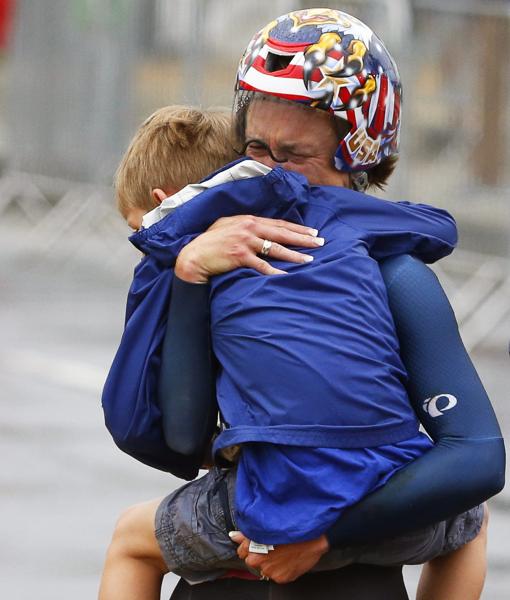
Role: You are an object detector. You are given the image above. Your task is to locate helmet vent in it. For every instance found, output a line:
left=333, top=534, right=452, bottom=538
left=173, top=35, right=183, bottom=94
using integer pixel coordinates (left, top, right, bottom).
left=265, top=52, right=293, bottom=73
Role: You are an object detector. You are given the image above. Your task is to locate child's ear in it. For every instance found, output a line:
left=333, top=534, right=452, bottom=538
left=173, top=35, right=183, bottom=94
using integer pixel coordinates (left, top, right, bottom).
left=151, top=188, right=168, bottom=205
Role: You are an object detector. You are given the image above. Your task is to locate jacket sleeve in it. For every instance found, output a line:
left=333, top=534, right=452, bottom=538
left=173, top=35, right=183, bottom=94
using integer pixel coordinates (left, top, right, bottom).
left=101, top=255, right=202, bottom=480
left=336, top=194, right=458, bottom=263
left=325, top=255, right=505, bottom=547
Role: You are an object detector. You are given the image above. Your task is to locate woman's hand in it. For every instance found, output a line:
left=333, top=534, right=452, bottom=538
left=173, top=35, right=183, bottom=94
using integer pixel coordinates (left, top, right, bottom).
left=175, top=215, right=324, bottom=283
left=229, top=531, right=330, bottom=584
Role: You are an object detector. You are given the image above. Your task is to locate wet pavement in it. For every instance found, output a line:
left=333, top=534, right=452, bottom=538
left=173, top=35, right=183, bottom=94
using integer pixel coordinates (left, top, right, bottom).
left=0, top=220, right=508, bottom=599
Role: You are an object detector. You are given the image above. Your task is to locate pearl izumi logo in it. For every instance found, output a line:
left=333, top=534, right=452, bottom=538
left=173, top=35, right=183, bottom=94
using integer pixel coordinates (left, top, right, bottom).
left=423, top=394, right=458, bottom=417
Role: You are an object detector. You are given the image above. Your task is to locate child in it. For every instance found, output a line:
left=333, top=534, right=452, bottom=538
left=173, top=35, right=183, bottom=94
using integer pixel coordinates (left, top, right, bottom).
left=115, top=105, right=237, bottom=230
left=99, top=104, right=487, bottom=600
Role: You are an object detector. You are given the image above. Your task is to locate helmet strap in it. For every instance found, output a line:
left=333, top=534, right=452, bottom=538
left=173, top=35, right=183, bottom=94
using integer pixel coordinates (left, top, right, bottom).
left=350, top=171, right=369, bottom=193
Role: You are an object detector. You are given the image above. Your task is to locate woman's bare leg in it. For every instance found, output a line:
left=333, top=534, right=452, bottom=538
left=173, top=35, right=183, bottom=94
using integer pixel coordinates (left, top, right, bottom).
left=416, top=504, right=488, bottom=600
left=98, top=498, right=168, bottom=600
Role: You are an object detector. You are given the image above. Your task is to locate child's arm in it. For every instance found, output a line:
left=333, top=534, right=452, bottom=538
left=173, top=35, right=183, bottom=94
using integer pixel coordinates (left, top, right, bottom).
left=330, top=191, right=458, bottom=263
left=325, top=255, right=505, bottom=547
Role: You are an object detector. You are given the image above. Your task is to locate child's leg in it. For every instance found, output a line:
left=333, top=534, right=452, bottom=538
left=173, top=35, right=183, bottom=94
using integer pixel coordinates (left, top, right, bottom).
left=98, top=497, right=167, bottom=600
left=416, top=504, right=488, bottom=600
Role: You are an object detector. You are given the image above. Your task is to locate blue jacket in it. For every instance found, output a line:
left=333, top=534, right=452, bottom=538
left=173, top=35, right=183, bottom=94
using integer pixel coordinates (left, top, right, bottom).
left=102, top=165, right=457, bottom=473
left=159, top=255, right=504, bottom=544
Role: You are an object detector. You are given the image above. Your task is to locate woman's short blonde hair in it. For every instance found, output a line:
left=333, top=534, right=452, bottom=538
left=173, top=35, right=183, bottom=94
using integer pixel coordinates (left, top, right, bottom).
left=115, top=106, right=237, bottom=217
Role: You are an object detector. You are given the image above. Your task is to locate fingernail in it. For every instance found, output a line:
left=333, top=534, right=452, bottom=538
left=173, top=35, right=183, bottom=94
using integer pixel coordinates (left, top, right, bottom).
left=314, top=237, right=325, bottom=246
left=229, top=531, right=241, bottom=539
left=303, top=255, right=314, bottom=263
left=309, top=228, right=319, bottom=237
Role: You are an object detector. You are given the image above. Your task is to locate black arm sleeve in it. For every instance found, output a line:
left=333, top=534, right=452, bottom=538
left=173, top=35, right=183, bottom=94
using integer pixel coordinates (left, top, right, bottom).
left=325, top=255, right=505, bottom=548
left=158, top=276, right=218, bottom=463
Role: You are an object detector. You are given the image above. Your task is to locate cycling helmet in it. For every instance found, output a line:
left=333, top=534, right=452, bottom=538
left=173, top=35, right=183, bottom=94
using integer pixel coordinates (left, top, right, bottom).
left=235, top=8, right=402, bottom=176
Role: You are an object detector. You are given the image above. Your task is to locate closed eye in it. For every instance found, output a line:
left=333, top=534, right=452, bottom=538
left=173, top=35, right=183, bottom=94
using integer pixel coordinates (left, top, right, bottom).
left=240, top=138, right=289, bottom=163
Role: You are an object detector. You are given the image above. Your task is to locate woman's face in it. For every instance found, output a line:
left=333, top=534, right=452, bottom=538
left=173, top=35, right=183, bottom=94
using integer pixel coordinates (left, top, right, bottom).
left=244, top=99, right=349, bottom=188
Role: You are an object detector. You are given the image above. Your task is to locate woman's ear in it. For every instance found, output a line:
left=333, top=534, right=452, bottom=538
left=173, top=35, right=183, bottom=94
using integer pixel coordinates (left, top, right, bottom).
left=151, top=188, right=168, bottom=205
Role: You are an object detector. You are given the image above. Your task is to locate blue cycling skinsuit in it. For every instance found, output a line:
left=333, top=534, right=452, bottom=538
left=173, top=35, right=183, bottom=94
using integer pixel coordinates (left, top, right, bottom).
left=100, top=161, right=505, bottom=545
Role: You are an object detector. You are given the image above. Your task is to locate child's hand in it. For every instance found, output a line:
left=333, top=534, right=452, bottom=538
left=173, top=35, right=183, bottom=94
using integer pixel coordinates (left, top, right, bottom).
left=175, top=215, right=324, bottom=283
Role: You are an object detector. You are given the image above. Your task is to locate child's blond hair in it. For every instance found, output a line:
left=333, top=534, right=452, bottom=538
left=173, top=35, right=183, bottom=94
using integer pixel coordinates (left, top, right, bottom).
left=115, top=106, right=237, bottom=217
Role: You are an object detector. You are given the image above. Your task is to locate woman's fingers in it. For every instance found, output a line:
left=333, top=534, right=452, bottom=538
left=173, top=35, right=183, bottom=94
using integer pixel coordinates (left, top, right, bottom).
left=209, top=215, right=324, bottom=261
left=244, top=253, right=287, bottom=276
left=255, top=240, right=314, bottom=264
left=254, top=225, right=324, bottom=250
left=210, top=215, right=317, bottom=237
left=210, top=215, right=323, bottom=249
left=246, top=216, right=319, bottom=237
left=228, top=531, right=251, bottom=560
left=176, top=215, right=323, bottom=282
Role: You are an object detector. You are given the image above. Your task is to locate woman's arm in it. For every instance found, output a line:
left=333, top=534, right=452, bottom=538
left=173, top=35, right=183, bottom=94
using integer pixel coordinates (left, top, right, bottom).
left=325, top=255, right=505, bottom=547
left=232, top=254, right=505, bottom=582
left=158, top=276, right=218, bottom=460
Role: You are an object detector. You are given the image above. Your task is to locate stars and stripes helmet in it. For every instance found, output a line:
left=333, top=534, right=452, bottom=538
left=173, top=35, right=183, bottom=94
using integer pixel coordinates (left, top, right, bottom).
left=235, top=8, right=402, bottom=175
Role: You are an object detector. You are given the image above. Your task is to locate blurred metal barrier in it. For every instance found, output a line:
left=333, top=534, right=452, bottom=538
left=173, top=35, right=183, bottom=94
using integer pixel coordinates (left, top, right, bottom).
left=1, top=171, right=508, bottom=352
left=0, top=170, right=136, bottom=273
left=6, top=0, right=143, bottom=183
left=434, top=251, right=510, bottom=352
